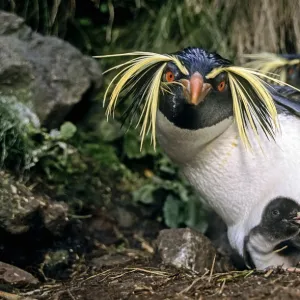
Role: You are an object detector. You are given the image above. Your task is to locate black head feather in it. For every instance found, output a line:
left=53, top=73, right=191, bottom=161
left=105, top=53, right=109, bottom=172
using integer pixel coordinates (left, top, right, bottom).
left=174, top=47, right=232, bottom=75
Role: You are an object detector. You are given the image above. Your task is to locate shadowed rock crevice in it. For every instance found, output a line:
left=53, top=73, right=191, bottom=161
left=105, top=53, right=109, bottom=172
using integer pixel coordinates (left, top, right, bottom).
left=58, top=82, right=97, bottom=125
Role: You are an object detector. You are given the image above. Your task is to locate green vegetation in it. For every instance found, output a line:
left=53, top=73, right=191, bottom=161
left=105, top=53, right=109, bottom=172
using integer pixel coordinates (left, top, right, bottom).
left=0, top=99, right=34, bottom=171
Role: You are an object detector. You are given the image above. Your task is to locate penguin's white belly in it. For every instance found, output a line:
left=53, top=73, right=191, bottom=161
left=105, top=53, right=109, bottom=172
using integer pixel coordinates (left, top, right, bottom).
left=156, top=111, right=300, bottom=256
left=184, top=116, right=300, bottom=225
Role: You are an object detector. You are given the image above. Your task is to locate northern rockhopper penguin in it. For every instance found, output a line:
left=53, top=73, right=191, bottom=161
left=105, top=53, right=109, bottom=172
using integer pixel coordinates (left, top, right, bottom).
left=97, top=47, right=300, bottom=259
left=244, top=197, right=300, bottom=270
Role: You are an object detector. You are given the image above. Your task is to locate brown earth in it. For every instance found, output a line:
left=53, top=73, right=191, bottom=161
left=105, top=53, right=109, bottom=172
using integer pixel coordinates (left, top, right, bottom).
left=14, top=258, right=300, bottom=300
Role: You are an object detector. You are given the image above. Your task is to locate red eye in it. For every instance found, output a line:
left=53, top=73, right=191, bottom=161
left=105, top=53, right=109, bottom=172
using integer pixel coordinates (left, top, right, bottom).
left=166, top=71, right=175, bottom=82
left=288, top=68, right=295, bottom=75
left=217, top=81, right=226, bottom=92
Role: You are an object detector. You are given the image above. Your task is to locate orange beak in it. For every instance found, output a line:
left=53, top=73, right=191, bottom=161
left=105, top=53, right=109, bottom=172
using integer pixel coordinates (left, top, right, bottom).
left=180, top=72, right=212, bottom=105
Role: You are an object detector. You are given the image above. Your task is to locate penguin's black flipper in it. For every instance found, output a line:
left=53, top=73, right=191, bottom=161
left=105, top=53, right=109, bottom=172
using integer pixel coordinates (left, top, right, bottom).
left=268, top=85, right=300, bottom=117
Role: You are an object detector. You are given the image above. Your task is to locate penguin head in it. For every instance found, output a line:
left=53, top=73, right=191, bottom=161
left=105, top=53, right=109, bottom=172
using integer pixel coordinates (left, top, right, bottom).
left=158, top=47, right=233, bottom=131
left=260, top=197, right=300, bottom=241
left=101, top=47, right=282, bottom=150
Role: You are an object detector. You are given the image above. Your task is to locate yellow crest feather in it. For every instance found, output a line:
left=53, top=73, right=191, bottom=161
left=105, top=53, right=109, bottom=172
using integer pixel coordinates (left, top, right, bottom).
left=97, top=51, right=300, bottom=152
left=94, top=52, right=188, bottom=150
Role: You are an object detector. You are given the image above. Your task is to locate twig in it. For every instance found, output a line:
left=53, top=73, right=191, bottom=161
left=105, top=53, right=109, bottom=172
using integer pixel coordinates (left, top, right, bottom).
left=110, top=270, right=136, bottom=280
left=124, top=267, right=170, bottom=276
left=81, top=269, right=113, bottom=283
left=264, top=268, right=274, bottom=277
left=208, top=254, right=216, bottom=283
left=244, top=270, right=255, bottom=278
left=216, top=270, right=254, bottom=282
left=219, top=279, right=226, bottom=294
left=133, top=234, right=154, bottom=254
left=179, top=269, right=209, bottom=294
left=0, top=290, right=33, bottom=300
left=53, top=290, right=65, bottom=300
left=67, top=289, right=76, bottom=300
left=68, top=214, right=92, bottom=219
left=179, top=277, right=202, bottom=295
left=20, top=284, right=61, bottom=296
left=96, top=274, right=111, bottom=284
left=201, top=269, right=210, bottom=278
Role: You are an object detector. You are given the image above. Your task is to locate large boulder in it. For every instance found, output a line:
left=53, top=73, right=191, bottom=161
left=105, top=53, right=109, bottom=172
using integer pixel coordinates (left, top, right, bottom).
left=0, top=10, right=102, bottom=128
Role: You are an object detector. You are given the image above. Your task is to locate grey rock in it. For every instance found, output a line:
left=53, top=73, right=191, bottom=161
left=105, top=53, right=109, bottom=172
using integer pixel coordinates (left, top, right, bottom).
left=0, top=261, right=39, bottom=287
left=0, top=10, right=102, bottom=129
left=156, top=228, right=234, bottom=274
left=0, top=170, right=69, bottom=235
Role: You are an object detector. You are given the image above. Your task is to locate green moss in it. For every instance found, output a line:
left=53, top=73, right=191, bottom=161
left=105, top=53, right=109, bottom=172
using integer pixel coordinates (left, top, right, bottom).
left=0, top=97, right=37, bottom=171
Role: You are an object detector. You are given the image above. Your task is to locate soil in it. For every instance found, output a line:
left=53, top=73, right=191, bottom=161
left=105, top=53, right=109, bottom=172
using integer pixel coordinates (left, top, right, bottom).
left=1, top=157, right=300, bottom=300
left=4, top=209, right=300, bottom=300
left=17, top=258, right=300, bottom=300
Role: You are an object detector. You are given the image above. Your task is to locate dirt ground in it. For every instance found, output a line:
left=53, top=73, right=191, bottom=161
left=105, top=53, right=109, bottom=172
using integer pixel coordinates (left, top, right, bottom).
left=2, top=173, right=300, bottom=300
left=15, top=257, right=300, bottom=300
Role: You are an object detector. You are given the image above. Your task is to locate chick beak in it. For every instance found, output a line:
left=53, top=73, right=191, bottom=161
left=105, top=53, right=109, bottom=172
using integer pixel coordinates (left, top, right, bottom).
left=180, top=72, right=212, bottom=105
left=292, top=212, right=300, bottom=225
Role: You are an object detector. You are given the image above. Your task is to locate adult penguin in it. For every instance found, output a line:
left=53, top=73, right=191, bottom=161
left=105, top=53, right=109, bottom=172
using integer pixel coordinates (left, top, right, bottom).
left=97, top=47, right=300, bottom=258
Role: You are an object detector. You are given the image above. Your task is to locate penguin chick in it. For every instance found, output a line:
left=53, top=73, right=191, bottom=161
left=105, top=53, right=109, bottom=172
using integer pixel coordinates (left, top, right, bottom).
left=244, top=197, right=300, bottom=270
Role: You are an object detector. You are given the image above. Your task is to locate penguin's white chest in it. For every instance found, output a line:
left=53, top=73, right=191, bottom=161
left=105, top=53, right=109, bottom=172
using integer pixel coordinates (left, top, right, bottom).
left=156, top=111, right=300, bottom=255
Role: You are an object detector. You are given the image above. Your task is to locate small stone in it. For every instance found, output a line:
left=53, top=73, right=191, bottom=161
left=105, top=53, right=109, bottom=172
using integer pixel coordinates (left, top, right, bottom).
left=156, top=228, right=234, bottom=274
left=0, top=261, right=39, bottom=287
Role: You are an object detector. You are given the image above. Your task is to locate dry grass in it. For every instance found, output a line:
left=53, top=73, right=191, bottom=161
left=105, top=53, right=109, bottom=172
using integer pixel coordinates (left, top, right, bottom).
left=184, top=0, right=300, bottom=58
left=128, top=0, right=300, bottom=60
